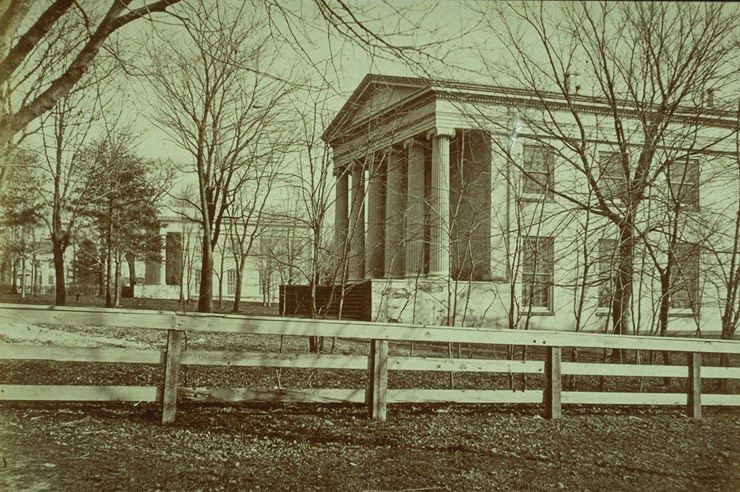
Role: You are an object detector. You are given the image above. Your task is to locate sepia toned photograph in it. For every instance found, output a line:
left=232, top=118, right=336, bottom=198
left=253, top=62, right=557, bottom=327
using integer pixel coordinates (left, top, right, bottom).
left=1, top=1, right=739, bottom=490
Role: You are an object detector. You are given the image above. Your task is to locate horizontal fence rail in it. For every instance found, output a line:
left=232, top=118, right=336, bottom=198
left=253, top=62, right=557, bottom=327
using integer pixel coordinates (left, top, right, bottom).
left=1, top=303, right=739, bottom=422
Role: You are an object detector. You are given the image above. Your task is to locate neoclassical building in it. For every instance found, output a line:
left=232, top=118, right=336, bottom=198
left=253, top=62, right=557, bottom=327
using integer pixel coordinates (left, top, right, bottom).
left=138, top=215, right=310, bottom=305
left=320, top=74, right=739, bottom=336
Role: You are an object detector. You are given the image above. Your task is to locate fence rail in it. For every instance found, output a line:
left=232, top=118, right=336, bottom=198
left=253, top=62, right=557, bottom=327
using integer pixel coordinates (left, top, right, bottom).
left=1, top=303, right=739, bottom=423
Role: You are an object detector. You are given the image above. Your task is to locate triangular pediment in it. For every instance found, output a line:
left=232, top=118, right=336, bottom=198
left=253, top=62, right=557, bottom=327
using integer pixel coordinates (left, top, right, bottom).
left=352, top=84, right=420, bottom=121
left=324, top=74, right=431, bottom=141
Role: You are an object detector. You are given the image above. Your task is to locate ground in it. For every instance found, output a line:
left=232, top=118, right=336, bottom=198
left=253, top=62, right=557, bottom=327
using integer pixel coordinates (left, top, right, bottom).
left=1, top=293, right=739, bottom=491
left=2, top=403, right=739, bottom=491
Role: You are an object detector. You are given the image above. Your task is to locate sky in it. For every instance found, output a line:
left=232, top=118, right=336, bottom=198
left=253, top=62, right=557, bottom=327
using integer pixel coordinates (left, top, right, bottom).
left=17, top=1, right=738, bottom=196
left=123, top=0, right=493, bottom=166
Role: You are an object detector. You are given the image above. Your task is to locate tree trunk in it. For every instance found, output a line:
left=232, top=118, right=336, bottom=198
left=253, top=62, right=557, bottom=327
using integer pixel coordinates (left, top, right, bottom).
left=658, top=270, right=673, bottom=384
left=30, top=255, right=36, bottom=295
left=19, top=256, right=26, bottom=298
left=127, top=254, right=136, bottom=290
left=231, top=257, right=244, bottom=313
left=113, top=254, right=121, bottom=307
left=52, top=238, right=66, bottom=306
left=105, top=212, right=113, bottom=308
left=609, top=225, right=634, bottom=361
left=10, top=256, right=17, bottom=294
left=97, top=241, right=105, bottom=297
left=197, top=231, right=214, bottom=313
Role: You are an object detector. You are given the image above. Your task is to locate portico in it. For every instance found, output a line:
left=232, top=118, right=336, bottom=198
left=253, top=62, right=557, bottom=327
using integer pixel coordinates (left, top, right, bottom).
left=333, top=128, right=461, bottom=282
left=320, top=74, right=504, bottom=326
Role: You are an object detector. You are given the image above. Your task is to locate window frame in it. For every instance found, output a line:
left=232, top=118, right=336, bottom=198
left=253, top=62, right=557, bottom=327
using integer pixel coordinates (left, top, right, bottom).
left=522, top=143, right=555, bottom=200
left=227, top=268, right=238, bottom=296
left=668, top=157, right=700, bottom=208
left=597, top=238, right=624, bottom=309
left=521, top=236, right=555, bottom=313
left=670, top=242, right=700, bottom=314
left=598, top=150, right=628, bottom=201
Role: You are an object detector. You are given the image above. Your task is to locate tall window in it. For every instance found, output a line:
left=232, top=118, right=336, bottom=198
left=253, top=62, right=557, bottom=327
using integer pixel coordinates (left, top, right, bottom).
left=522, top=144, right=554, bottom=198
left=165, top=232, right=182, bottom=286
left=671, top=243, right=700, bottom=312
left=668, top=157, right=699, bottom=207
left=598, top=239, right=624, bottom=308
left=227, top=269, right=237, bottom=296
left=599, top=151, right=628, bottom=200
left=145, top=260, right=161, bottom=284
left=522, top=237, right=554, bottom=311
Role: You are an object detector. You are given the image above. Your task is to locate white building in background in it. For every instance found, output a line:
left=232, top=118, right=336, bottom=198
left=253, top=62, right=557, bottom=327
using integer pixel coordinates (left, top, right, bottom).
left=0, top=213, right=311, bottom=306
left=321, top=74, right=739, bottom=336
left=136, top=215, right=311, bottom=305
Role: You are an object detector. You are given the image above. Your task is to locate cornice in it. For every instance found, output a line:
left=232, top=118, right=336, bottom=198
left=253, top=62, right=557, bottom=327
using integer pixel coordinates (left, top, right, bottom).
left=325, top=74, right=739, bottom=146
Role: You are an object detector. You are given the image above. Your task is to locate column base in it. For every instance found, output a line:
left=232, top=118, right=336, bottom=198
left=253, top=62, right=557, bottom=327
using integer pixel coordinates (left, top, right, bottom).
left=426, top=271, right=450, bottom=280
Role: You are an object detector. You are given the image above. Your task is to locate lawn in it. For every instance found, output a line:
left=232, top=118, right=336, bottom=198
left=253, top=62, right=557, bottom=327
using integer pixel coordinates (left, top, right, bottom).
left=0, top=291, right=280, bottom=315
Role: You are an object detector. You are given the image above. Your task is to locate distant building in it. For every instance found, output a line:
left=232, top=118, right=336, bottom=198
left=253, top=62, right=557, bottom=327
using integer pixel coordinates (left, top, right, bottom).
left=2, top=214, right=310, bottom=306
left=137, top=215, right=311, bottom=305
left=318, top=74, right=738, bottom=336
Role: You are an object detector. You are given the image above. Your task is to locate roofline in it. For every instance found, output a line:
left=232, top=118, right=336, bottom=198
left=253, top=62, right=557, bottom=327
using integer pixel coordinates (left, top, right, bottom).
left=323, top=74, right=739, bottom=142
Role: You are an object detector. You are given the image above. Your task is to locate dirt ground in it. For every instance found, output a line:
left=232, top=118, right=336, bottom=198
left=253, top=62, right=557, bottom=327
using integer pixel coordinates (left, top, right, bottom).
left=1, top=296, right=739, bottom=491
left=1, top=402, right=739, bottom=492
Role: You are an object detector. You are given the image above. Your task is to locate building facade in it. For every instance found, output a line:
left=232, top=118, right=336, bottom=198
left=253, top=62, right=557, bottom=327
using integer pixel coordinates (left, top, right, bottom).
left=325, top=74, right=739, bottom=336
left=138, top=215, right=310, bottom=305
left=2, top=214, right=309, bottom=307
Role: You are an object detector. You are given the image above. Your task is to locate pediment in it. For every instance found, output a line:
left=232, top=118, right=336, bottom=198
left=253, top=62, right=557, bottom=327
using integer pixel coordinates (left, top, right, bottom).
left=324, top=74, right=430, bottom=141
left=352, top=85, right=420, bottom=122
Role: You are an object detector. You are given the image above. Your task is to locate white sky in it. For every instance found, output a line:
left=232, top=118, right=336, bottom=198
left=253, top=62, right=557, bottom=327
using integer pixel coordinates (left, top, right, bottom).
left=124, top=0, right=494, bottom=166
left=20, top=1, right=737, bottom=198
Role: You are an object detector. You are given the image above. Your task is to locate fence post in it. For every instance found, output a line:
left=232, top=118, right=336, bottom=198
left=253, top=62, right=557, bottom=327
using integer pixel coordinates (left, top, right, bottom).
left=367, top=339, right=389, bottom=421
left=162, top=329, right=184, bottom=424
left=687, top=352, right=702, bottom=419
left=543, top=346, right=562, bottom=419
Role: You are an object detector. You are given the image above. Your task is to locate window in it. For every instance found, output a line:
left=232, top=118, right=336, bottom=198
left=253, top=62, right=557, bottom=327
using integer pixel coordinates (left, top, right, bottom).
left=227, top=269, right=237, bottom=296
left=670, top=243, right=700, bottom=312
left=522, top=237, right=554, bottom=311
left=145, top=260, right=161, bottom=284
left=597, top=239, right=625, bottom=308
left=668, top=158, right=699, bottom=207
left=165, top=232, right=182, bottom=286
left=522, top=144, right=554, bottom=198
left=599, top=151, right=628, bottom=200
left=194, top=269, right=201, bottom=286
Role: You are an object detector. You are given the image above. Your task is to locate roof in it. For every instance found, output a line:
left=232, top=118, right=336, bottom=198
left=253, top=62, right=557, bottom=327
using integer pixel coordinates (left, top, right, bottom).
left=323, top=74, right=738, bottom=143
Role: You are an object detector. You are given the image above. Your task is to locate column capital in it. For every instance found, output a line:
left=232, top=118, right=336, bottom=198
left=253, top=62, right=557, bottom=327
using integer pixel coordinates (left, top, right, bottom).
left=427, top=127, right=456, bottom=140
left=352, top=159, right=369, bottom=171
left=402, top=137, right=424, bottom=150
left=333, top=165, right=351, bottom=177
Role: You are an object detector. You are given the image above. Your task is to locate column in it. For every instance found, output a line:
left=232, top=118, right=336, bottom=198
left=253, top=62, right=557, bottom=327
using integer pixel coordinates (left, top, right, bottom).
left=159, top=235, right=167, bottom=285
left=404, top=138, right=425, bottom=277
left=348, top=163, right=366, bottom=280
left=365, top=154, right=385, bottom=278
left=384, top=146, right=405, bottom=278
left=428, top=128, right=455, bottom=277
left=334, top=169, right=349, bottom=281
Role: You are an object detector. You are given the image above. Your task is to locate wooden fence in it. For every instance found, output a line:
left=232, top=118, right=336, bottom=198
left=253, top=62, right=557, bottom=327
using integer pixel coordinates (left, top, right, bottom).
left=1, top=303, right=740, bottom=423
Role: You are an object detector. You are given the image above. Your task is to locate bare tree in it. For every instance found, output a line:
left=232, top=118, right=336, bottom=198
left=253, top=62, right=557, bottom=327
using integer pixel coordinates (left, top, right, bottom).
left=0, top=0, right=183, bottom=190
left=476, top=1, right=740, bottom=343
left=36, top=87, right=104, bottom=306
left=148, top=1, right=294, bottom=313
left=226, top=146, right=287, bottom=313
